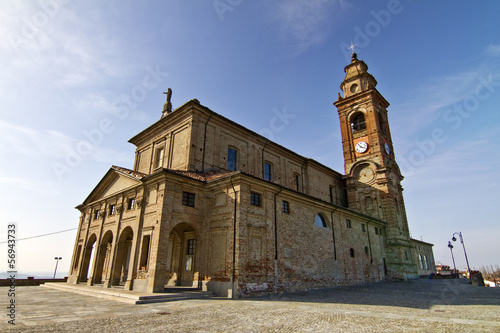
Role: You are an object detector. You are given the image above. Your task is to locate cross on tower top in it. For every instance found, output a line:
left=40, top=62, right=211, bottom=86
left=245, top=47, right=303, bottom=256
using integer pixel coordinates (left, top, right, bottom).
left=348, top=42, right=358, bottom=62
left=348, top=42, right=356, bottom=54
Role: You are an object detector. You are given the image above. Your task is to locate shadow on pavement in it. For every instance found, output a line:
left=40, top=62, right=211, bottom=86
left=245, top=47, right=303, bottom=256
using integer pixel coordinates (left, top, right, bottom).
left=248, top=278, right=500, bottom=309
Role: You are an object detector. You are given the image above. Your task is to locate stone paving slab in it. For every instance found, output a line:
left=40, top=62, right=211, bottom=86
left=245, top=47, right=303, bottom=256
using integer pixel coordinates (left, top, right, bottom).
left=1, top=279, right=500, bottom=332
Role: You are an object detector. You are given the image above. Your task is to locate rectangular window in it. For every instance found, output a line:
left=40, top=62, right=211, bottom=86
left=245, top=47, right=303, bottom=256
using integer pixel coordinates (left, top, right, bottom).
left=139, top=235, right=150, bottom=269
left=127, top=198, right=135, bottom=210
left=361, top=224, right=366, bottom=232
left=185, top=239, right=195, bottom=271
left=329, top=186, right=334, bottom=203
left=282, top=200, right=289, bottom=213
left=182, top=192, right=196, bottom=207
left=187, top=239, right=195, bottom=255
left=250, top=192, right=261, bottom=206
left=94, top=209, right=100, bottom=220
left=109, top=204, right=116, bottom=216
left=294, top=174, right=300, bottom=191
left=227, top=147, right=237, bottom=171
left=185, top=256, right=193, bottom=271
left=346, top=219, right=351, bottom=228
left=374, top=227, right=378, bottom=235
left=155, top=147, right=164, bottom=169
left=264, top=162, right=272, bottom=181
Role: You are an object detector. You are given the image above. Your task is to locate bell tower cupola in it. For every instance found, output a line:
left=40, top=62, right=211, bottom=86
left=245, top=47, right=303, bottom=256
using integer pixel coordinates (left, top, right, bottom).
left=340, top=52, right=378, bottom=99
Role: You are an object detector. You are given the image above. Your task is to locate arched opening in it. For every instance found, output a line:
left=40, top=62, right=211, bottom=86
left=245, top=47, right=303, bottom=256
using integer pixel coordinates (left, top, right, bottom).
left=350, top=113, right=366, bottom=132
left=111, top=227, right=133, bottom=286
left=166, top=223, right=197, bottom=287
left=378, top=111, right=386, bottom=135
left=314, top=213, right=328, bottom=228
left=79, top=234, right=97, bottom=282
left=94, top=230, right=113, bottom=284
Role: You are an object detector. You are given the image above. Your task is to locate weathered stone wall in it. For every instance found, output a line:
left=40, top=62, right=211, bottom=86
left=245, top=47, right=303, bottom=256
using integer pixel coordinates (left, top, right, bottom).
left=232, top=176, right=387, bottom=297
left=131, top=112, right=194, bottom=174
left=190, top=109, right=345, bottom=200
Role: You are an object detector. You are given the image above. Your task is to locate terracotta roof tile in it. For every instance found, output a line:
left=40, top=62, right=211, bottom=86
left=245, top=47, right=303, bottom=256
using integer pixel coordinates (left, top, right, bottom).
left=111, top=165, right=147, bottom=179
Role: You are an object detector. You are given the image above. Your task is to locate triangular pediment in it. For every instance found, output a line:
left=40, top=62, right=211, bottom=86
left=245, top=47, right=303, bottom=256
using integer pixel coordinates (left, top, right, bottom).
left=82, top=166, right=145, bottom=205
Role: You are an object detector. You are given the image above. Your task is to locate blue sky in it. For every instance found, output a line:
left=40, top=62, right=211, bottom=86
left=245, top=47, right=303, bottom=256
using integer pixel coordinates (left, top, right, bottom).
left=1, top=0, right=499, bottom=277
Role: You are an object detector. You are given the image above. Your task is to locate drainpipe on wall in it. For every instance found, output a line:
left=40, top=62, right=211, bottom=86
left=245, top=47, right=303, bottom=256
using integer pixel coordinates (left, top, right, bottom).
left=201, top=114, right=212, bottom=175
left=273, top=186, right=283, bottom=294
left=330, top=208, right=338, bottom=261
left=300, top=160, right=307, bottom=193
left=366, top=219, right=373, bottom=263
left=148, top=142, right=155, bottom=174
left=229, top=176, right=238, bottom=299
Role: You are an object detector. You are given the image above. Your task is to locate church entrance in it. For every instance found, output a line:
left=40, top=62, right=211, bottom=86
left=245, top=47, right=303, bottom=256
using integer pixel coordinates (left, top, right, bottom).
left=111, top=227, right=133, bottom=286
left=79, top=234, right=97, bottom=282
left=93, top=230, right=113, bottom=284
left=165, top=223, right=197, bottom=287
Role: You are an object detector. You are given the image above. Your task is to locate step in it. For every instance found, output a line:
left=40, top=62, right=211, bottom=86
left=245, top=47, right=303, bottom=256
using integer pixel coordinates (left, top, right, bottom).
left=42, top=282, right=212, bottom=304
left=164, top=286, right=203, bottom=293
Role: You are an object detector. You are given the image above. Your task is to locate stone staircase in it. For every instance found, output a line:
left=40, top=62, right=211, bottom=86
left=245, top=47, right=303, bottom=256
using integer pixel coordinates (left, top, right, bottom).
left=42, top=282, right=213, bottom=304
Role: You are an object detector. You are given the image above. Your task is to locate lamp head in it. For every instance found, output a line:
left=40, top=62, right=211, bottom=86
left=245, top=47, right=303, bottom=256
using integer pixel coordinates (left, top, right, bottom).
left=452, top=237, right=457, bottom=242
left=447, top=241, right=453, bottom=249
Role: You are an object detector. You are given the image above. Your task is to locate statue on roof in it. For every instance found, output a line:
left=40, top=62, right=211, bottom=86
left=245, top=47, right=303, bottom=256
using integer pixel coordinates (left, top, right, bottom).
left=162, top=88, right=173, bottom=117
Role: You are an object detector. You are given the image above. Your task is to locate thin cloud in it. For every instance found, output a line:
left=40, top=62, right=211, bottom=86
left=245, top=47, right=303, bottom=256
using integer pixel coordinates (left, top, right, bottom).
left=403, top=136, right=497, bottom=189
left=486, top=43, right=500, bottom=57
left=0, top=2, right=136, bottom=90
left=0, top=120, right=128, bottom=164
left=0, top=177, right=62, bottom=195
left=273, top=0, right=349, bottom=55
left=393, top=66, right=499, bottom=142
left=393, top=45, right=500, bottom=139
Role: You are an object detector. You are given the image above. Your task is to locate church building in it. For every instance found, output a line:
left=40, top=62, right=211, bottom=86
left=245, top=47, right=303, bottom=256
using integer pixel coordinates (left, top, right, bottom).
left=67, top=54, right=435, bottom=297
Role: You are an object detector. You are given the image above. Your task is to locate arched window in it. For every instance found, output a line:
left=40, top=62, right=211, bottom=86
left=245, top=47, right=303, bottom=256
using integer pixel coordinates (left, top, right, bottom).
left=419, top=254, right=424, bottom=269
left=424, top=255, right=429, bottom=270
left=351, top=113, right=366, bottom=132
left=378, top=112, right=386, bottom=135
left=264, top=161, right=272, bottom=181
left=227, top=147, right=238, bottom=171
left=315, top=214, right=328, bottom=228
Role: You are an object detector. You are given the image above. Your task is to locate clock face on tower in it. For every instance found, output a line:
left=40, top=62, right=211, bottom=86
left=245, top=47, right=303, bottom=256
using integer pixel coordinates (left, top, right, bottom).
left=355, top=141, right=368, bottom=153
left=384, top=142, right=390, bottom=155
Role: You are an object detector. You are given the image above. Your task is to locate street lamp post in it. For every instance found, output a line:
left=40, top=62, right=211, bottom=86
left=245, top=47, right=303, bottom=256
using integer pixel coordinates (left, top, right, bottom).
left=447, top=241, right=457, bottom=276
left=452, top=232, right=471, bottom=279
left=53, top=257, right=62, bottom=279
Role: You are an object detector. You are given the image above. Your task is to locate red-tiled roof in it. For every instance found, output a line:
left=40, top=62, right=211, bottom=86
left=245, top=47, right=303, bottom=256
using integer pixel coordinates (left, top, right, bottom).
left=156, top=169, right=237, bottom=182
left=111, top=165, right=147, bottom=179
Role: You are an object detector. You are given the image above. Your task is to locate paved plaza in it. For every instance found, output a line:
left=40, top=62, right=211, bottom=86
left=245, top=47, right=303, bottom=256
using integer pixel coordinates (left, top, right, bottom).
left=2, top=278, right=500, bottom=332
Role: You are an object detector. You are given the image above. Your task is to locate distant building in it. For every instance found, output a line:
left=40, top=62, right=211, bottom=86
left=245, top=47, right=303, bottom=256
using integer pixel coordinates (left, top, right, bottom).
left=435, top=264, right=456, bottom=276
left=412, top=239, right=435, bottom=276
left=67, top=53, right=434, bottom=297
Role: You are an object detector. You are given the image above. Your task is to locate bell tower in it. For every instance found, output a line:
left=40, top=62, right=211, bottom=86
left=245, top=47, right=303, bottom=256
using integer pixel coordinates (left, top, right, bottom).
left=334, top=52, right=418, bottom=279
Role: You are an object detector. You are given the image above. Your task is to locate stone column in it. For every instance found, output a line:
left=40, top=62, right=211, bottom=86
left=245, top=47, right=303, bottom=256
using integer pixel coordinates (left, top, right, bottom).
left=104, top=198, right=124, bottom=288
